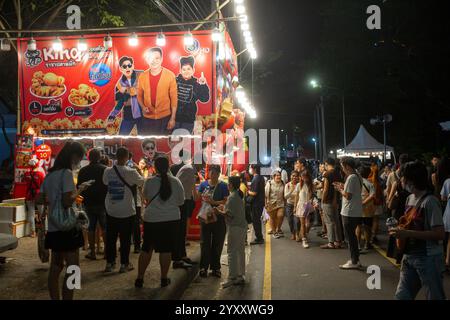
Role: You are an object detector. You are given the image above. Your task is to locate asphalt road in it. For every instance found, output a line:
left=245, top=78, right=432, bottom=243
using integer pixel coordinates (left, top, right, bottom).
left=182, top=220, right=450, bottom=300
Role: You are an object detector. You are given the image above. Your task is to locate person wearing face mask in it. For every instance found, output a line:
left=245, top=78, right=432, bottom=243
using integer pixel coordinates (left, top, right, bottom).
left=247, top=164, right=266, bottom=245
left=36, top=141, right=90, bottom=300
left=390, top=161, right=446, bottom=300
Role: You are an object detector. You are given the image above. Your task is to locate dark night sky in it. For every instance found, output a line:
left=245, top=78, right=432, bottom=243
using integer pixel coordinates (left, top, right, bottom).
left=224, top=0, right=450, bottom=157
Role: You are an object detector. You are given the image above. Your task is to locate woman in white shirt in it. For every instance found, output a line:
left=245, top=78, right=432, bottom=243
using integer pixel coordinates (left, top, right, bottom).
left=135, top=155, right=185, bottom=289
left=294, top=171, right=315, bottom=248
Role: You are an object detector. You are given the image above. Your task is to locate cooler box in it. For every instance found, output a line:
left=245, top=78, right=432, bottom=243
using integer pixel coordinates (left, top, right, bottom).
left=0, top=221, right=31, bottom=238
left=187, top=199, right=202, bottom=241
left=0, top=203, right=27, bottom=223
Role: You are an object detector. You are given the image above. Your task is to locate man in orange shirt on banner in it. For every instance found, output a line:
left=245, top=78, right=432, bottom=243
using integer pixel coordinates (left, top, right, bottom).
left=137, top=47, right=178, bottom=136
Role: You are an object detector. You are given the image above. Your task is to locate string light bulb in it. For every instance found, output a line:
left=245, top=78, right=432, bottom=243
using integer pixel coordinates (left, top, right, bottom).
left=128, top=32, right=138, bottom=46
left=103, top=34, right=113, bottom=49
left=52, top=37, right=63, bottom=51
left=77, top=37, right=88, bottom=51
left=27, top=37, right=36, bottom=51
left=156, top=32, right=166, bottom=46
left=184, top=31, right=194, bottom=46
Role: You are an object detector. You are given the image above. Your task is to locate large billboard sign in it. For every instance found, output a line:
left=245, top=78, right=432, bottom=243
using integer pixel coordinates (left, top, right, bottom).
left=18, top=31, right=215, bottom=136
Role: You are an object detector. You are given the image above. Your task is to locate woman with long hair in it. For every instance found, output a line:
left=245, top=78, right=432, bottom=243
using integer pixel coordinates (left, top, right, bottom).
left=294, top=170, right=315, bottom=248
left=135, top=155, right=185, bottom=288
left=36, top=141, right=89, bottom=300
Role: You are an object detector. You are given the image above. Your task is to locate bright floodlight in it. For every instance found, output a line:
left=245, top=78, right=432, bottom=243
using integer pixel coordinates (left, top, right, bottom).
left=310, top=80, right=319, bottom=88
left=240, top=15, right=248, bottom=22
left=77, top=37, right=88, bottom=51
left=128, top=33, right=138, bottom=46
left=250, top=49, right=257, bottom=59
left=104, top=35, right=113, bottom=49
left=241, top=23, right=250, bottom=31
left=27, top=38, right=36, bottom=51
left=235, top=0, right=244, bottom=4
left=212, top=27, right=221, bottom=42
left=52, top=37, right=63, bottom=51
left=236, top=4, right=246, bottom=15
left=312, top=138, right=316, bottom=143
left=156, top=33, right=166, bottom=46
left=184, top=32, right=194, bottom=46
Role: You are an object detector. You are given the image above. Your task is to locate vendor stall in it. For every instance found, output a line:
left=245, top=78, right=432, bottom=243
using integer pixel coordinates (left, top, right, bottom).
left=14, top=28, right=250, bottom=240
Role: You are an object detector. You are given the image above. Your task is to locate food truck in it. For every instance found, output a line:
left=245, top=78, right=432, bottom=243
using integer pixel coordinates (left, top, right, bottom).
left=12, top=29, right=249, bottom=239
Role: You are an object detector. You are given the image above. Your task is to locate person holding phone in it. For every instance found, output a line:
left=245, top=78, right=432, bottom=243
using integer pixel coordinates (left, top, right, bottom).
left=335, top=157, right=363, bottom=270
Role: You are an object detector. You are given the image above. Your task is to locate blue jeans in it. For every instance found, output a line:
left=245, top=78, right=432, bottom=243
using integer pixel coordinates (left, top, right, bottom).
left=395, top=254, right=446, bottom=300
left=119, top=117, right=144, bottom=135
left=174, top=121, right=195, bottom=134
left=284, top=203, right=295, bottom=235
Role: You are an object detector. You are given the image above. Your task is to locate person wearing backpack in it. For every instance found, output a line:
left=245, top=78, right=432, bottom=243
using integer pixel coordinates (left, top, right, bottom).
left=103, top=147, right=144, bottom=273
left=390, top=161, right=446, bottom=300
left=36, top=141, right=90, bottom=300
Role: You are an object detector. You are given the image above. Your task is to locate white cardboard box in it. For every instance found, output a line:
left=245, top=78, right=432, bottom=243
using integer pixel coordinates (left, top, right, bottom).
left=0, top=204, right=27, bottom=223
left=2, top=198, right=25, bottom=205
left=0, top=220, right=31, bottom=238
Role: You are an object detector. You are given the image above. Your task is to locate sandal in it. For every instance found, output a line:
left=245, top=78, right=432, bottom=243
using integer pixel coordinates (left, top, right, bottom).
left=320, top=243, right=336, bottom=249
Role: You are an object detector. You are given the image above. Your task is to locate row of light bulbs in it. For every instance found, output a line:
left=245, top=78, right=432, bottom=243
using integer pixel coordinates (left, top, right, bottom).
left=20, top=27, right=225, bottom=53
left=236, top=86, right=257, bottom=119
left=235, top=0, right=257, bottom=59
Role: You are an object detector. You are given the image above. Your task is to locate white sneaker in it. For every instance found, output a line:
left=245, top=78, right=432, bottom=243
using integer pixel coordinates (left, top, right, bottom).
left=339, top=260, right=361, bottom=270
left=302, top=238, right=309, bottom=248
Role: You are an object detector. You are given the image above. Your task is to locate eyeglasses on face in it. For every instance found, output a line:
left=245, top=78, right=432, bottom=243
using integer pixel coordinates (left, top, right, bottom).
left=121, top=63, right=133, bottom=69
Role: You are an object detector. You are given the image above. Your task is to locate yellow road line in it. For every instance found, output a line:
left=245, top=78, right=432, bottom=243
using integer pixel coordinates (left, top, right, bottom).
left=372, top=243, right=400, bottom=269
left=262, top=223, right=272, bottom=300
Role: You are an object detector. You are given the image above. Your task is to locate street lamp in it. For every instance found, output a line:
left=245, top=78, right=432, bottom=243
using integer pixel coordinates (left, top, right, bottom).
left=309, top=79, right=347, bottom=149
left=312, top=138, right=318, bottom=161
left=370, top=114, right=393, bottom=165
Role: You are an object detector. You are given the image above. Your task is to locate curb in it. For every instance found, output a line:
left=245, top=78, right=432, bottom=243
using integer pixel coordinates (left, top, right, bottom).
left=156, top=249, right=201, bottom=300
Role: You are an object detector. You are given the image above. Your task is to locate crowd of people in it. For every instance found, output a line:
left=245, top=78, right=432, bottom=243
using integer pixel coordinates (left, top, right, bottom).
left=28, top=140, right=450, bottom=300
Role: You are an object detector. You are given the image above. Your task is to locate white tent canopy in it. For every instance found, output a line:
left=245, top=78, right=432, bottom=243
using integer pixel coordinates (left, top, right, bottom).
left=337, top=125, right=395, bottom=160
left=344, top=125, right=394, bottom=153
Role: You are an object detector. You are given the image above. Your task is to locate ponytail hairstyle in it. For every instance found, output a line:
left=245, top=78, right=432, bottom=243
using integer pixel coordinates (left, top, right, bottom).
left=49, top=141, right=85, bottom=173
left=229, top=176, right=243, bottom=199
left=155, top=155, right=172, bottom=201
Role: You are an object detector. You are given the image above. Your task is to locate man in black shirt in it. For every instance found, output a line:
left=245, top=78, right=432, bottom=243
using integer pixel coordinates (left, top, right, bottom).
left=248, top=164, right=266, bottom=245
left=77, top=148, right=108, bottom=260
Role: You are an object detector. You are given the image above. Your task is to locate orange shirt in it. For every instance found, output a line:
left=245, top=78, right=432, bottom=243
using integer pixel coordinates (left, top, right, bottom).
left=137, top=68, right=178, bottom=120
